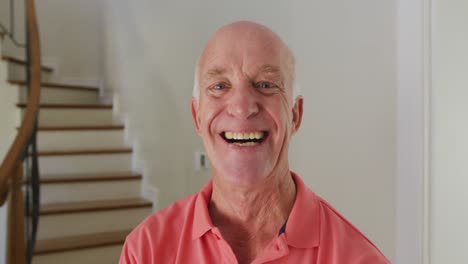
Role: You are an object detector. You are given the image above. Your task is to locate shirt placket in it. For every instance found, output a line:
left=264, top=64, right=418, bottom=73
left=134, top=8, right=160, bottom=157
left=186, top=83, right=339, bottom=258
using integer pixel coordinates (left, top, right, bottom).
left=211, top=228, right=239, bottom=264
left=252, top=235, right=290, bottom=264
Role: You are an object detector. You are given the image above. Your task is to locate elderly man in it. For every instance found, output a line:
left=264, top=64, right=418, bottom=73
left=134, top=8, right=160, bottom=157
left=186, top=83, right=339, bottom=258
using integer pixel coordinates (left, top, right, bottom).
left=119, top=21, right=389, bottom=264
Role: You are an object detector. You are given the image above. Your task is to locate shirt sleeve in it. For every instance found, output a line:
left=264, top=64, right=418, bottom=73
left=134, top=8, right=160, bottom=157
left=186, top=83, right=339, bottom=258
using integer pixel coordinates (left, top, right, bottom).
left=354, top=247, right=391, bottom=264
left=119, top=238, right=138, bottom=264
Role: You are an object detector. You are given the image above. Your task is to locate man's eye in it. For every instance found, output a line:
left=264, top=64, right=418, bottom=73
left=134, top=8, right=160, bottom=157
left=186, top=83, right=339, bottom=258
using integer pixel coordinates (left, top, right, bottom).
left=256, top=82, right=276, bottom=89
left=213, top=83, right=227, bottom=90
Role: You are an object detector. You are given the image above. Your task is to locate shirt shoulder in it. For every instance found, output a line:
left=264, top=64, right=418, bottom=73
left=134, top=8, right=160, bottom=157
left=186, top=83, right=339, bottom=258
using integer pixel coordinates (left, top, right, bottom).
left=119, top=193, right=198, bottom=264
left=316, top=196, right=390, bottom=264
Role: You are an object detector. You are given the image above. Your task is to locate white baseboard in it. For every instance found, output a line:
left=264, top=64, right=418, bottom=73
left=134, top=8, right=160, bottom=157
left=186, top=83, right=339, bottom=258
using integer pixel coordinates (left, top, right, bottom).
left=56, top=77, right=101, bottom=87
left=100, top=89, right=114, bottom=104
left=133, top=158, right=145, bottom=175
left=41, top=57, right=60, bottom=76
left=55, top=77, right=113, bottom=105
left=142, top=183, right=159, bottom=213
left=115, top=94, right=159, bottom=212
left=112, top=92, right=123, bottom=117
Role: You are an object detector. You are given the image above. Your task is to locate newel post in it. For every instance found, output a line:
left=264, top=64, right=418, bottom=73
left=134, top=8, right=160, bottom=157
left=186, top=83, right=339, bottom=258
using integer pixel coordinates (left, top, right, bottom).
left=7, top=162, right=26, bottom=264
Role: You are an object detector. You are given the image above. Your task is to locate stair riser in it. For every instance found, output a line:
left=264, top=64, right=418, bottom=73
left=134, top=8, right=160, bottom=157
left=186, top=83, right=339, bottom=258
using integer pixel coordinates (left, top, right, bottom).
left=18, top=86, right=99, bottom=104
left=39, top=153, right=133, bottom=175
left=27, top=108, right=117, bottom=126
left=37, top=207, right=151, bottom=240
left=33, top=245, right=123, bottom=264
left=7, top=63, right=52, bottom=82
left=41, top=180, right=142, bottom=204
left=38, top=130, right=127, bottom=151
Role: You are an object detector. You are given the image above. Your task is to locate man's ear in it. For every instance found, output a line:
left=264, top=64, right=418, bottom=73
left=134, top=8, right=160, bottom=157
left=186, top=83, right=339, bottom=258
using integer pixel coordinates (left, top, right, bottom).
left=291, top=96, right=304, bottom=135
left=191, top=97, right=201, bottom=135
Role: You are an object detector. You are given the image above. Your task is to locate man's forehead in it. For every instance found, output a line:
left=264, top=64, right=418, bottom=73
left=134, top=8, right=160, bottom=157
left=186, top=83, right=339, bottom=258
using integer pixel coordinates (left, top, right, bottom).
left=200, top=22, right=286, bottom=63
left=195, top=21, right=295, bottom=92
left=199, top=40, right=287, bottom=79
left=209, top=21, right=281, bottom=44
left=203, top=64, right=282, bottom=77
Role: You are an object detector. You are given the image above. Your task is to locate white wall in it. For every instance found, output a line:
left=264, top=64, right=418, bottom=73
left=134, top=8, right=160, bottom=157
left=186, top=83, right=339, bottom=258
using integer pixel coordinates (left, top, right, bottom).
left=431, top=0, right=468, bottom=262
left=0, top=0, right=25, bottom=52
left=0, top=0, right=7, bottom=26
left=36, top=0, right=104, bottom=81
left=1, top=0, right=103, bottom=82
left=103, top=0, right=396, bottom=260
left=394, top=0, right=431, bottom=263
left=289, top=1, right=395, bottom=259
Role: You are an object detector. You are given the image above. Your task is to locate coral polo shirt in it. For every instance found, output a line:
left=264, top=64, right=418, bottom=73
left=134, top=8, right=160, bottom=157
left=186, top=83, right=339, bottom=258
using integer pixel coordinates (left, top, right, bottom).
left=119, top=172, right=390, bottom=263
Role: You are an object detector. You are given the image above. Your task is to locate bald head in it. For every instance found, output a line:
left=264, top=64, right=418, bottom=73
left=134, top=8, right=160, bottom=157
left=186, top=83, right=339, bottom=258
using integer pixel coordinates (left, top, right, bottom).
left=193, top=21, right=297, bottom=100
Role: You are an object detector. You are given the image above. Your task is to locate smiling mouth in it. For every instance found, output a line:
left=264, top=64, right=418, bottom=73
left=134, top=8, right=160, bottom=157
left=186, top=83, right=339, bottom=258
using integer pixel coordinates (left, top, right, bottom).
left=221, top=131, right=268, bottom=146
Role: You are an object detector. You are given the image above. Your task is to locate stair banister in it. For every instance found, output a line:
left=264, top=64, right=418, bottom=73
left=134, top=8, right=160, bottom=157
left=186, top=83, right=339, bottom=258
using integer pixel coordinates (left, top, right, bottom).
left=0, top=0, right=42, bottom=263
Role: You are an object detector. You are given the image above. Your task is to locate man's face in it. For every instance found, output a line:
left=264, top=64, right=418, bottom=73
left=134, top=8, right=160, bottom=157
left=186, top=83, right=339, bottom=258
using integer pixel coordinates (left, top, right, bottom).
left=192, top=25, right=303, bottom=186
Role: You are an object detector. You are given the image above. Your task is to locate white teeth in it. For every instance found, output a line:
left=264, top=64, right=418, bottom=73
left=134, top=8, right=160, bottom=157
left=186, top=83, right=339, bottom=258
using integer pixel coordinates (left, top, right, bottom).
left=224, top=131, right=265, bottom=140
left=254, top=132, right=262, bottom=139
left=234, top=142, right=258, bottom=147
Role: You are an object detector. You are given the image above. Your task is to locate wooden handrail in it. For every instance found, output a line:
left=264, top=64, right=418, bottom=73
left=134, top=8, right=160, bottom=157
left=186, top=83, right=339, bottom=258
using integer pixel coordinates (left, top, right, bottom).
left=0, top=0, right=41, bottom=263
left=0, top=0, right=41, bottom=203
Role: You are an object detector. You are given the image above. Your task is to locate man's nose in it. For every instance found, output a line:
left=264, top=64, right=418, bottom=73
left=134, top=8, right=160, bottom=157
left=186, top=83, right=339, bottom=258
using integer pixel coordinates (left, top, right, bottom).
left=226, top=84, right=259, bottom=119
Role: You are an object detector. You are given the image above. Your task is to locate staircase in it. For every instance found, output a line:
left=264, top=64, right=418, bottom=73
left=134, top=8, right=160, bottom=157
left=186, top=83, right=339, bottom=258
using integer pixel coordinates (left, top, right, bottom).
left=1, top=31, right=153, bottom=264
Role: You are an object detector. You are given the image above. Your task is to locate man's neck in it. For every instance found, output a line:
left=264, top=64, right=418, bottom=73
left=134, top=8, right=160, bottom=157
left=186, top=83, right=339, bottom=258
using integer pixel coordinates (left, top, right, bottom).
left=208, top=169, right=296, bottom=263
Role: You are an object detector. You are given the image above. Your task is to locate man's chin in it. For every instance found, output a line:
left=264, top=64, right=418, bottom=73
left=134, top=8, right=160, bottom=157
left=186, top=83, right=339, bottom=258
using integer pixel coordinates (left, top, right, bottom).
left=213, top=167, right=270, bottom=187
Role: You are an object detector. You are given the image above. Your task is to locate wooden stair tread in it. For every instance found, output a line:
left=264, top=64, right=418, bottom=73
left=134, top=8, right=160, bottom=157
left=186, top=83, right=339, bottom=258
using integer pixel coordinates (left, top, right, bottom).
left=40, top=198, right=152, bottom=215
left=1, top=55, right=53, bottom=72
left=37, top=125, right=124, bottom=131
left=17, top=103, right=112, bottom=109
left=39, top=172, right=142, bottom=184
left=35, top=229, right=131, bottom=255
left=8, top=80, right=99, bottom=91
left=37, top=148, right=132, bottom=156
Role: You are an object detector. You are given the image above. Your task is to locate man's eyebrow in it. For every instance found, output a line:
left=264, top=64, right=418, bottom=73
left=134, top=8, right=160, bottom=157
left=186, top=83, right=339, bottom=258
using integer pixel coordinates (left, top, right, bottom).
left=204, top=67, right=226, bottom=77
left=258, top=64, right=281, bottom=74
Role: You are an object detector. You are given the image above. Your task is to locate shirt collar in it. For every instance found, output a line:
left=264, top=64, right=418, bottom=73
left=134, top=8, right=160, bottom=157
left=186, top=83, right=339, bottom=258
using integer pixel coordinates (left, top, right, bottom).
left=191, top=180, right=215, bottom=240
left=191, top=172, right=321, bottom=249
left=283, top=171, right=320, bottom=248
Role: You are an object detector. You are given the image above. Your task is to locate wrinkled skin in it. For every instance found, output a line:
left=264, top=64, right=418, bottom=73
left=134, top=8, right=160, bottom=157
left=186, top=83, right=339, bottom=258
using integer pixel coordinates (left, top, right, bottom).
left=192, top=21, right=303, bottom=187
left=191, top=21, right=303, bottom=263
